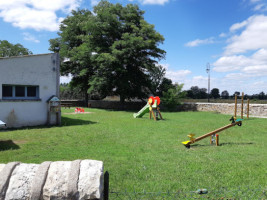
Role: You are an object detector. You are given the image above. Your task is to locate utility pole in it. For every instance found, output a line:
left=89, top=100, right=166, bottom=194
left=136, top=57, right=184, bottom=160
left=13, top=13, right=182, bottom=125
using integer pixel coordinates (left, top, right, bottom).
left=206, top=63, right=210, bottom=102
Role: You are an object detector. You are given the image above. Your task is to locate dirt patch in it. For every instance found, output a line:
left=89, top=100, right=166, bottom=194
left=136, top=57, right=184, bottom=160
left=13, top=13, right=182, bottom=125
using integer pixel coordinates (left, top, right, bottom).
left=13, top=140, right=27, bottom=144
left=64, top=112, right=93, bottom=115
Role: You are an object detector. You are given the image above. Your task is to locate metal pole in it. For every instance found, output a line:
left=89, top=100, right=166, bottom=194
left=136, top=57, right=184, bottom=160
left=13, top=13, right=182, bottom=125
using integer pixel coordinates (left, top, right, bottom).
left=206, top=63, right=210, bottom=102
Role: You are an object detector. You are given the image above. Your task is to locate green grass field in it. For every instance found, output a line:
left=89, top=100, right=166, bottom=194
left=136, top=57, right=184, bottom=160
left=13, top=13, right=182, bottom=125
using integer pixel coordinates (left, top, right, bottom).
left=0, top=108, right=266, bottom=199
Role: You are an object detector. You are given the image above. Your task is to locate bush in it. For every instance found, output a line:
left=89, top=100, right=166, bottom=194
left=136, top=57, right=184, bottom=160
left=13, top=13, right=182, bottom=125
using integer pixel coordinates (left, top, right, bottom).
left=161, top=83, right=186, bottom=111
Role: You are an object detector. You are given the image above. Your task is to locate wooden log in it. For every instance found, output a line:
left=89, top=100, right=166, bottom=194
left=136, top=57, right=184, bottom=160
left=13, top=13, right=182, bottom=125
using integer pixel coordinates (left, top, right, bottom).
left=234, top=94, right=237, bottom=118
left=216, top=134, right=219, bottom=146
left=157, top=107, right=163, bottom=120
left=241, top=92, right=244, bottom=119
left=247, top=99, right=250, bottom=119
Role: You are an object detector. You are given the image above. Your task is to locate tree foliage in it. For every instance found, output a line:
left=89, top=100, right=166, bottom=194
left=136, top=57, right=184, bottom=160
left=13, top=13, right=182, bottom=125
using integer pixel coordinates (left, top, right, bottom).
left=0, top=40, right=32, bottom=57
left=211, top=88, right=220, bottom=99
left=161, top=83, right=186, bottom=110
left=221, top=90, right=229, bottom=99
left=50, top=1, right=166, bottom=103
left=186, top=86, right=207, bottom=99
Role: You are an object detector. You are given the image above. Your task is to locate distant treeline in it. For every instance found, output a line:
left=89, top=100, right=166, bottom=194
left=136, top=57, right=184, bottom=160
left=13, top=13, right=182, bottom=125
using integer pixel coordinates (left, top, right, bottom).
left=60, top=84, right=267, bottom=101
left=184, top=86, right=267, bottom=100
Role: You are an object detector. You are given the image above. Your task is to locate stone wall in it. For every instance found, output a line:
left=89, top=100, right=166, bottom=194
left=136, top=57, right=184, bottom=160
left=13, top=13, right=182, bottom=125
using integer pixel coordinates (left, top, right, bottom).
left=0, top=160, right=104, bottom=200
left=61, top=100, right=267, bottom=118
left=181, top=103, right=267, bottom=118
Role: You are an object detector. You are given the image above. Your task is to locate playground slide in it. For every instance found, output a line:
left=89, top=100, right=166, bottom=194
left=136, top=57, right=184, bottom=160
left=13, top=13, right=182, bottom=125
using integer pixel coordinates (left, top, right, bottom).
left=0, top=120, right=6, bottom=127
left=133, top=104, right=150, bottom=118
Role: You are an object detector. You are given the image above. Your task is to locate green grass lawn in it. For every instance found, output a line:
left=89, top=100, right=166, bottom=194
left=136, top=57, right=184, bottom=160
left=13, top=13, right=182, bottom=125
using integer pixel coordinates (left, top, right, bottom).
left=0, top=108, right=266, bottom=199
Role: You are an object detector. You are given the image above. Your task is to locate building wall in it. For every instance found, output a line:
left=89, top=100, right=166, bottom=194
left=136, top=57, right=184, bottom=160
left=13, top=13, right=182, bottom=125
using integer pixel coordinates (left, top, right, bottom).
left=0, top=53, right=60, bottom=127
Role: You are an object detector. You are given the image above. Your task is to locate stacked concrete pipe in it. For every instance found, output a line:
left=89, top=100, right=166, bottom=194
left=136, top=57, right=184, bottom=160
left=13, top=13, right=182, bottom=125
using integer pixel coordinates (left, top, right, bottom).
left=0, top=160, right=104, bottom=200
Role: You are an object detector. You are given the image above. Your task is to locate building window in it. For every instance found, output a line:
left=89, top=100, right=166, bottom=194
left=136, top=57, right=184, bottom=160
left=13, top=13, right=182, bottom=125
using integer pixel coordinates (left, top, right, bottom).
left=2, top=85, right=39, bottom=100
left=27, top=86, right=37, bottom=97
left=15, top=86, right=25, bottom=97
left=2, top=85, right=12, bottom=97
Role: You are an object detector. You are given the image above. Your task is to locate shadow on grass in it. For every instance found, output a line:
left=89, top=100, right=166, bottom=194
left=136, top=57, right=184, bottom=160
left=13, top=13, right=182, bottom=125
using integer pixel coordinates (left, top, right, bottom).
left=61, top=116, right=97, bottom=126
left=190, top=142, right=254, bottom=148
left=220, top=142, right=254, bottom=146
left=0, top=117, right=97, bottom=132
left=0, top=140, right=20, bottom=151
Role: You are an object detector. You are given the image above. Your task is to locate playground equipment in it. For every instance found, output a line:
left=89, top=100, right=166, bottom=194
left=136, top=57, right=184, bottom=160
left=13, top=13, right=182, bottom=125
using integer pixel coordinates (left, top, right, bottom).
left=75, top=107, right=85, bottom=113
left=0, top=120, right=6, bottom=127
left=133, top=96, right=163, bottom=120
left=182, top=92, right=247, bottom=148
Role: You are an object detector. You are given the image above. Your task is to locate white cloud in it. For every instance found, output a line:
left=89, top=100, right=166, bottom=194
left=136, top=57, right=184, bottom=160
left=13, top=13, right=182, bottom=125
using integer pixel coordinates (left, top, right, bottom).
left=213, top=55, right=251, bottom=72
left=214, top=48, right=267, bottom=73
left=165, top=69, right=191, bottom=82
left=0, top=0, right=82, bottom=31
left=250, top=0, right=261, bottom=3
left=160, top=63, right=191, bottom=83
left=224, top=15, right=267, bottom=55
left=185, top=37, right=215, bottom=47
left=219, top=33, right=227, bottom=38
left=60, top=75, right=72, bottom=84
left=250, top=0, right=267, bottom=12
left=23, top=32, right=40, bottom=43
left=91, top=0, right=100, bottom=7
left=210, top=14, right=267, bottom=95
left=229, top=20, right=248, bottom=32
left=139, top=0, right=169, bottom=5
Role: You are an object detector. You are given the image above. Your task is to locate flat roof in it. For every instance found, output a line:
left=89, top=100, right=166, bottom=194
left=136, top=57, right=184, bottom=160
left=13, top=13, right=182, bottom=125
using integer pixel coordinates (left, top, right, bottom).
left=0, top=53, right=55, bottom=60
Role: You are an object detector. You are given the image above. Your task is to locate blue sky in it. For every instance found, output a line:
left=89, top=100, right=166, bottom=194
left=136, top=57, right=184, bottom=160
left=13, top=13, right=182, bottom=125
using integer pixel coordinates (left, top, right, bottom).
left=1, top=0, right=267, bottom=95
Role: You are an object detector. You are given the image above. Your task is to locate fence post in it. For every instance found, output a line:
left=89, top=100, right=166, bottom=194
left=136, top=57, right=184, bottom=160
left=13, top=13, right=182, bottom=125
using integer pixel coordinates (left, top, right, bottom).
left=241, top=92, right=244, bottom=119
left=247, top=99, right=250, bottom=119
left=216, top=134, right=219, bottom=146
left=104, top=171, right=109, bottom=200
left=234, top=94, right=237, bottom=118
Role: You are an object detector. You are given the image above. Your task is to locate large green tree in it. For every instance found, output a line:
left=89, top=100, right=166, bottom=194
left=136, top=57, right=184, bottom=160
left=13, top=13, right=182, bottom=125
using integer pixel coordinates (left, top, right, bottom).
left=211, top=88, right=220, bottom=99
left=50, top=1, right=166, bottom=103
left=50, top=10, right=95, bottom=104
left=0, top=40, right=32, bottom=57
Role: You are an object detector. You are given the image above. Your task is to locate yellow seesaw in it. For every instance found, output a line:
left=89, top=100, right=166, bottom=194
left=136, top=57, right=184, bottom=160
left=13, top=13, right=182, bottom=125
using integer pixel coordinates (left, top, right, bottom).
left=182, top=92, right=248, bottom=148
left=182, top=118, right=243, bottom=148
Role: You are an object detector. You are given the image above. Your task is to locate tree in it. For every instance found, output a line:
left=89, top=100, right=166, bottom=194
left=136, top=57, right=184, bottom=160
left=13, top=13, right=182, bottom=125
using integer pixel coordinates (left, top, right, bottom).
left=149, top=65, right=173, bottom=97
left=186, top=89, right=194, bottom=99
left=161, top=83, right=186, bottom=110
left=258, top=91, right=265, bottom=100
left=50, top=1, right=166, bottom=103
left=0, top=40, right=32, bottom=57
left=199, top=88, right=208, bottom=99
left=50, top=10, right=95, bottom=104
left=60, top=83, right=84, bottom=100
left=211, top=88, right=220, bottom=99
left=187, top=86, right=207, bottom=99
left=221, top=90, right=229, bottom=99
left=156, top=78, right=175, bottom=97
left=233, top=91, right=240, bottom=97
left=190, top=86, right=200, bottom=99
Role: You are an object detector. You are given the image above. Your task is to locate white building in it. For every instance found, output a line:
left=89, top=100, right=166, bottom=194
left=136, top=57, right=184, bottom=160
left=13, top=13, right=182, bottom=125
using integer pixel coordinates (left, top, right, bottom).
left=0, top=53, right=61, bottom=128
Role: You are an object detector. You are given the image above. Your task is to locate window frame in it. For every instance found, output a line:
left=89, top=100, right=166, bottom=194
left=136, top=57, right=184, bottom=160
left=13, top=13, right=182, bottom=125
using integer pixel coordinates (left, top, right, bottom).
left=2, top=85, right=40, bottom=100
